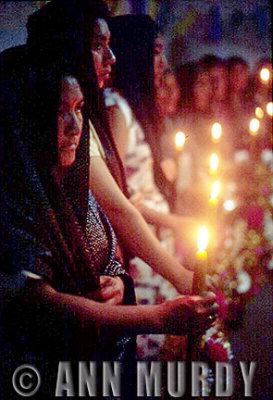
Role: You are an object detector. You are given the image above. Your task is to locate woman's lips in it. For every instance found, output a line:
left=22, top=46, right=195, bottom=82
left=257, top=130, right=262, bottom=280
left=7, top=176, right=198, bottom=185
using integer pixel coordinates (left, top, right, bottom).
left=60, top=143, right=77, bottom=151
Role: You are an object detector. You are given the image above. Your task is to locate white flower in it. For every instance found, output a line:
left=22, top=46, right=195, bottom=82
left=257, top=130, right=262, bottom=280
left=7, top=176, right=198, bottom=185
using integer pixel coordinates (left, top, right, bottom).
left=234, top=150, right=249, bottom=163
left=236, top=269, right=252, bottom=294
left=261, top=149, right=273, bottom=164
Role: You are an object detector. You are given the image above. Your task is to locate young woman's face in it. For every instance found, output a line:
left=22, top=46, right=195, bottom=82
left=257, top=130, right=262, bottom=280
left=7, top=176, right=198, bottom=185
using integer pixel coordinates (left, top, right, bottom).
left=156, top=72, right=180, bottom=116
left=210, top=65, right=228, bottom=101
left=153, top=34, right=168, bottom=87
left=229, top=64, right=249, bottom=92
left=91, top=18, right=116, bottom=89
left=193, top=70, right=212, bottom=112
left=58, top=77, right=84, bottom=167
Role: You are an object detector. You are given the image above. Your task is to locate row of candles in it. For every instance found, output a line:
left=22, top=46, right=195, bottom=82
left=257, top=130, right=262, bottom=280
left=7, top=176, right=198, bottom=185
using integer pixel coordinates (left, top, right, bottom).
left=174, top=65, right=272, bottom=293
left=175, top=123, right=223, bottom=293
left=251, top=66, right=272, bottom=134
left=174, top=80, right=272, bottom=291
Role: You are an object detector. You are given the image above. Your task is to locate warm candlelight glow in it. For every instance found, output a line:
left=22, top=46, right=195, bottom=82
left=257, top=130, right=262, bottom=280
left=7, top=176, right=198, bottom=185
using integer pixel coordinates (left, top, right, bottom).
left=195, top=226, right=209, bottom=294
left=197, top=226, right=209, bottom=254
left=211, top=122, right=222, bottom=143
left=210, top=153, right=219, bottom=174
left=249, top=118, right=260, bottom=135
left=175, top=131, right=186, bottom=151
left=255, top=107, right=264, bottom=119
left=266, top=102, right=273, bottom=117
left=210, top=180, right=220, bottom=205
left=260, top=68, right=270, bottom=83
left=223, top=199, right=236, bottom=211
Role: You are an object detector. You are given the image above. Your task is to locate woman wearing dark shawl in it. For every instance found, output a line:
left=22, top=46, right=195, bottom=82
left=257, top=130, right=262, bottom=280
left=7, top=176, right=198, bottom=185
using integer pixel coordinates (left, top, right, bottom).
left=0, top=52, right=136, bottom=395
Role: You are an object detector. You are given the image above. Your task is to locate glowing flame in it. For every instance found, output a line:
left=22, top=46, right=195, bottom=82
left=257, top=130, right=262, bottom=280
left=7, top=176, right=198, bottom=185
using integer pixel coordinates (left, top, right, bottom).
left=260, top=68, right=270, bottom=83
left=210, top=180, right=220, bottom=201
left=175, top=131, right=186, bottom=151
left=197, top=226, right=209, bottom=252
left=211, top=122, right=222, bottom=143
left=249, top=118, right=260, bottom=135
left=255, top=107, right=264, bottom=119
left=210, top=153, right=219, bottom=173
left=266, top=102, right=273, bottom=117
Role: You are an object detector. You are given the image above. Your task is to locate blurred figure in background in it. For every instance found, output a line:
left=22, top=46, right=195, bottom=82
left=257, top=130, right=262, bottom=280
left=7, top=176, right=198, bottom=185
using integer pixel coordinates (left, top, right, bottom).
left=201, top=55, right=230, bottom=120
left=154, top=69, right=182, bottom=208
left=227, top=56, right=252, bottom=150
left=175, top=61, right=213, bottom=218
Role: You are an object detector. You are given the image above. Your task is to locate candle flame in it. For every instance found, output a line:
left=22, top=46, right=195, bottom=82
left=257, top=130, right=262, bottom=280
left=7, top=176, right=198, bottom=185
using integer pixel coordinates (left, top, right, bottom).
left=197, top=226, right=209, bottom=252
left=266, top=102, right=273, bottom=117
left=249, top=118, right=260, bottom=135
left=210, top=153, right=219, bottom=172
left=211, top=122, right=222, bottom=143
left=211, top=180, right=220, bottom=200
left=175, top=131, right=186, bottom=150
left=255, top=107, right=264, bottom=119
left=260, top=68, right=270, bottom=83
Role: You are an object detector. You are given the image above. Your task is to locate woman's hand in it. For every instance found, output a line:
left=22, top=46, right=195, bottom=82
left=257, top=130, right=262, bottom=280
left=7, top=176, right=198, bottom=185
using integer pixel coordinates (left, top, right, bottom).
left=87, top=276, right=125, bottom=305
left=160, top=293, right=216, bottom=335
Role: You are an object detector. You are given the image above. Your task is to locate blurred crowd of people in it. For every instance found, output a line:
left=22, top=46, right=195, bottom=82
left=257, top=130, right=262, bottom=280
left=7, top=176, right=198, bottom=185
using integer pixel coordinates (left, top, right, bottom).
left=153, top=55, right=272, bottom=216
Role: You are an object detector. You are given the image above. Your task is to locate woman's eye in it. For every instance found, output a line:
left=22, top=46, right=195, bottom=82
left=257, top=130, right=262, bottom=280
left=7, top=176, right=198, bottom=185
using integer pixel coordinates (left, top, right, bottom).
left=93, top=42, right=103, bottom=51
left=75, top=104, right=84, bottom=114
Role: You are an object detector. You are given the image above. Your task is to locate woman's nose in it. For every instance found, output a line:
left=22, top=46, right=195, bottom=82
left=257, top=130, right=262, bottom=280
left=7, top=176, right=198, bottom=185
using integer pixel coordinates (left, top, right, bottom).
left=105, top=47, right=116, bottom=65
left=161, top=54, right=168, bottom=70
left=65, top=113, right=82, bottom=136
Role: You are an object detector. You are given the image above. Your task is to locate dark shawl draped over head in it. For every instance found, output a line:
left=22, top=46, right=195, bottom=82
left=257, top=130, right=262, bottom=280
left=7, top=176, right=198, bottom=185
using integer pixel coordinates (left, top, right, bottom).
left=0, top=50, right=100, bottom=295
left=26, top=0, right=129, bottom=197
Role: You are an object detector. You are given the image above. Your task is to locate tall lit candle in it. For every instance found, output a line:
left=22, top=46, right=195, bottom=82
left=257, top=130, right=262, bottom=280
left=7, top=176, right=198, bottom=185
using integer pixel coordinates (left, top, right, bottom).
left=266, top=102, right=273, bottom=117
left=255, top=107, right=264, bottom=119
left=209, top=153, right=219, bottom=175
left=175, top=131, right=186, bottom=151
left=249, top=118, right=260, bottom=136
left=211, top=122, right=222, bottom=143
left=193, top=226, right=209, bottom=294
left=209, top=180, right=220, bottom=205
left=260, top=67, right=270, bottom=84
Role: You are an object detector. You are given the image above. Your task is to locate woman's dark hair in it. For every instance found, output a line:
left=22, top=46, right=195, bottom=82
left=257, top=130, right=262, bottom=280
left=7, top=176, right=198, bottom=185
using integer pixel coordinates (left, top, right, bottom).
left=176, top=61, right=201, bottom=112
left=227, top=56, right=248, bottom=71
left=109, top=15, right=177, bottom=205
left=199, top=54, right=226, bottom=70
left=110, top=14, right=161, bottom=134
left=27, top=0, right=109, bottom=115
left=26, top=0, right=128, bottom=195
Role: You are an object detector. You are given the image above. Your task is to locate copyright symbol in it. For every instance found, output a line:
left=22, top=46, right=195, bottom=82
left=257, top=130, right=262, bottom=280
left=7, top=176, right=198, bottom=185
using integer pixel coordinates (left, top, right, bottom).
left=12, top=365, right=41, bottom=397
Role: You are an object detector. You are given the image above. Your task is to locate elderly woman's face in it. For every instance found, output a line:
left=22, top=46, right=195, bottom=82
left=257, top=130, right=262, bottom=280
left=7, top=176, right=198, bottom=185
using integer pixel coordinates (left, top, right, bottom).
left=58, top=77, right=84, bottom=167
left=91, top=18, right=116, bottom=88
